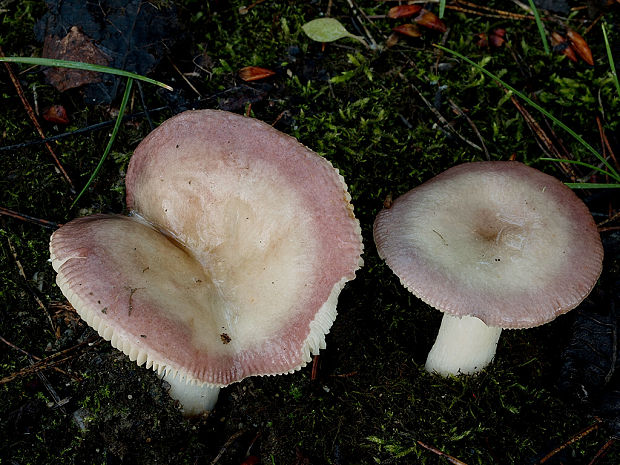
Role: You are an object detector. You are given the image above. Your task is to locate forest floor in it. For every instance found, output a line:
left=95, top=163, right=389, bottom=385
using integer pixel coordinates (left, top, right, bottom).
left=1, top=1, right=619, bottom=464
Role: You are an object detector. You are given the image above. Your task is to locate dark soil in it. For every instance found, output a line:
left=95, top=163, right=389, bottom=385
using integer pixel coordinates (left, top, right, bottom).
left=1, top=1, right=619, bottom=464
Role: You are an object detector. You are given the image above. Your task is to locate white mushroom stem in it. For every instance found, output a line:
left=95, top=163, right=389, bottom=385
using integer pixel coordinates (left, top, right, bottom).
left=424, top=314, right=502, bottom=376
left=161, top=370, right=220, bottom=416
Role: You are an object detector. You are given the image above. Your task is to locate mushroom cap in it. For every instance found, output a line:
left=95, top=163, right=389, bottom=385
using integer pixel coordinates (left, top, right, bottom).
left=373, top=161, right=603, bottom=329
left=50, top=110, right=363, bottom=387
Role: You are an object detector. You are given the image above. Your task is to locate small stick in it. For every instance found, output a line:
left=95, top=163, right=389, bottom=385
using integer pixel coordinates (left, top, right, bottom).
left=167, top=55, right=202, bottom=97
left=0, top=46, right=75, bottom=190
left=596, top=116, right=619, bottom=172
left=0, top=336, right=97, bottom=384
left=0, top=206, right=60, bottom=229
left=587, top=438, right=616, bottom=465
left=210, top=429, right=248, bottom=465
left=534, top=419, right=602, bottom=464
left=448, top=98, right=490, bottom=160
left=0, top=335, right=79, bottom=380
left=417, top=440, right=469, bottom=465
left=345, top=0, right=376, bottom=49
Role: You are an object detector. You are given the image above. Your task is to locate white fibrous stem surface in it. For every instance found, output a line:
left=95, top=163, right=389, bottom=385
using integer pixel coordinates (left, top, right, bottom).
left=161, top=370, right=221, bottom=416
left=425, top=313, right=502, bottom=376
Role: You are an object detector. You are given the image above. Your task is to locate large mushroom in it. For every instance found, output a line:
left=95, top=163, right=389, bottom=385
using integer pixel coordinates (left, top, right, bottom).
left=50, top=110, right=363, bottom=415
left=373, top=161, right=603, bottom=376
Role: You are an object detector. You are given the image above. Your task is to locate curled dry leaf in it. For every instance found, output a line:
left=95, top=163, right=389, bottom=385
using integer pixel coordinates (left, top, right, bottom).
left=385, top=32, right=400, bottom=48
left=42, top=105, right=69, bottom=124
left=392, top=23, right=422, bottom=38
left=566, top=29, right=594, bottom=65
left=414, top=10, right=447, bottom=33
left=551, top=31, right=578, bottom=62
left=489, top=31, right=506, bottom=48
left=475, top=33, right=489, bottom=48
left=387, top=5, right=422, bottom=19
left=238, top=66, right=276, bottom=82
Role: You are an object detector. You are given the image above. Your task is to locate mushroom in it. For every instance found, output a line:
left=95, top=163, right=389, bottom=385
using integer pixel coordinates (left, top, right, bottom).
left=50, top=110, right=363, bottom=414
left=373, top=161, right=603, bottom=376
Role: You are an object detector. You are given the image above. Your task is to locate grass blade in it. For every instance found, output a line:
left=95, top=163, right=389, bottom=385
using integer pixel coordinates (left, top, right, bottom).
left=565, top=183, right=620, bottom=189
left=71, top=78, right=134, bottom=208
left=434, top=44, right=620, bottom=181
left=439, top=0, right=446, bottom=19
left=602, top=23, right=620, bottom=98
left=0, top=56, right=172, bottom=91
left=539, top=158, right=618, bottom=178
left=526, top=0, right=550, bottom=54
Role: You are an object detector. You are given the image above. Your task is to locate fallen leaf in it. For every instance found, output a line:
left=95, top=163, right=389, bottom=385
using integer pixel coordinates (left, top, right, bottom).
left=238, top=66, right=276, bottom=82
left=387, top=5, right=423, bottom=19
left=42, top=105, right=70, bottom=124
left=41, top=26, right=111, bottom=92
left=567, top=29, right=594, bottom=65
left=301, top=17, right=363, bottom=43
left=489, top=31, right=505, bottom=48
left=385, top=32, right=400, bottom=48
left=414, top=10, right=447, bottom=33
left=474, top=32, right=488, bottom=48
left=551, top=31, right=578, bottom=62
left=392, top=24, right=422, bottom=38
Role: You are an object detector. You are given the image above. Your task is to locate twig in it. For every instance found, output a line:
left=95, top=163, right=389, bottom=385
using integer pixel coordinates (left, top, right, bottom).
left=587, top=438, right=617, bottom=465
left=417, top=440, right=469, bottom=465
left=0, top=46, right=75, bottom=190
left=534, top=419, right=602, bottom=464
left=0, top=206, right=60, bottom=229
left=345, top=0, right=377, bottom=49
left=448, top=98, right=490, bottom=160
left=167, top=55, right=202, bottom=97
left=210, top=429, right=248, bottom=465
left=508, top=94, right=577, bottom=180
left=0, top=336, right=98, bottom=385
left=406, top=78, right=482, bottom=152
left=5, top=234, right=57, bottom=334
left=596, top=116, right=619, bottom=173
left=0, top=335, right=79, bottom=381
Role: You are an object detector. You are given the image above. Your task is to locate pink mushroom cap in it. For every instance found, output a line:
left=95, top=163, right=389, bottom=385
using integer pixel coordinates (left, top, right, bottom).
left=50, top=110, right=363, bottom=389
left=374, top=161, right=603, bottom=329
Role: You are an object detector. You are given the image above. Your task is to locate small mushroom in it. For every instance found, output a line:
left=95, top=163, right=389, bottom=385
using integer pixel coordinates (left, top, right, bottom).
left=50, top=110, right=363, bottom=414
left=373, top=161, right=603, bottom=376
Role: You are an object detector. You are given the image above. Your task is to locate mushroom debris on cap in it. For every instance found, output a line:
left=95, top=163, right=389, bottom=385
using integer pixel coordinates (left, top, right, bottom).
left=373, top=161, right=603, bottom=376
left=50, top=110, right=364, bottom=415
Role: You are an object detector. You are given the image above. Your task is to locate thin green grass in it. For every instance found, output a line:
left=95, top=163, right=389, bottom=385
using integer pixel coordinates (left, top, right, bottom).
left=0, top=57, right=172, bottom=90
left=602, top=23, right=620, bottom=98
left=71, top=78, right=134, bottom=208
left=526, top=0, right=550, bottom=54
left=435, top=44, right=620, bottom=187
left=439, top=0, right=446, bottom=19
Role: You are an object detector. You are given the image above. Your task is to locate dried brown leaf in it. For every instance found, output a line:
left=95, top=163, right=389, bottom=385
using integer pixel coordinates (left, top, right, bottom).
left=392, top=23, right=422, bottom=38
left=414, top=10, right=447, bottom=33
left=42, top=105, right=69, bottom=124
left=567, top=29, right=594, bottom=65
left=387, top=5, right=422, bottom=19
left=238, top=66, right=276, bottom=82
